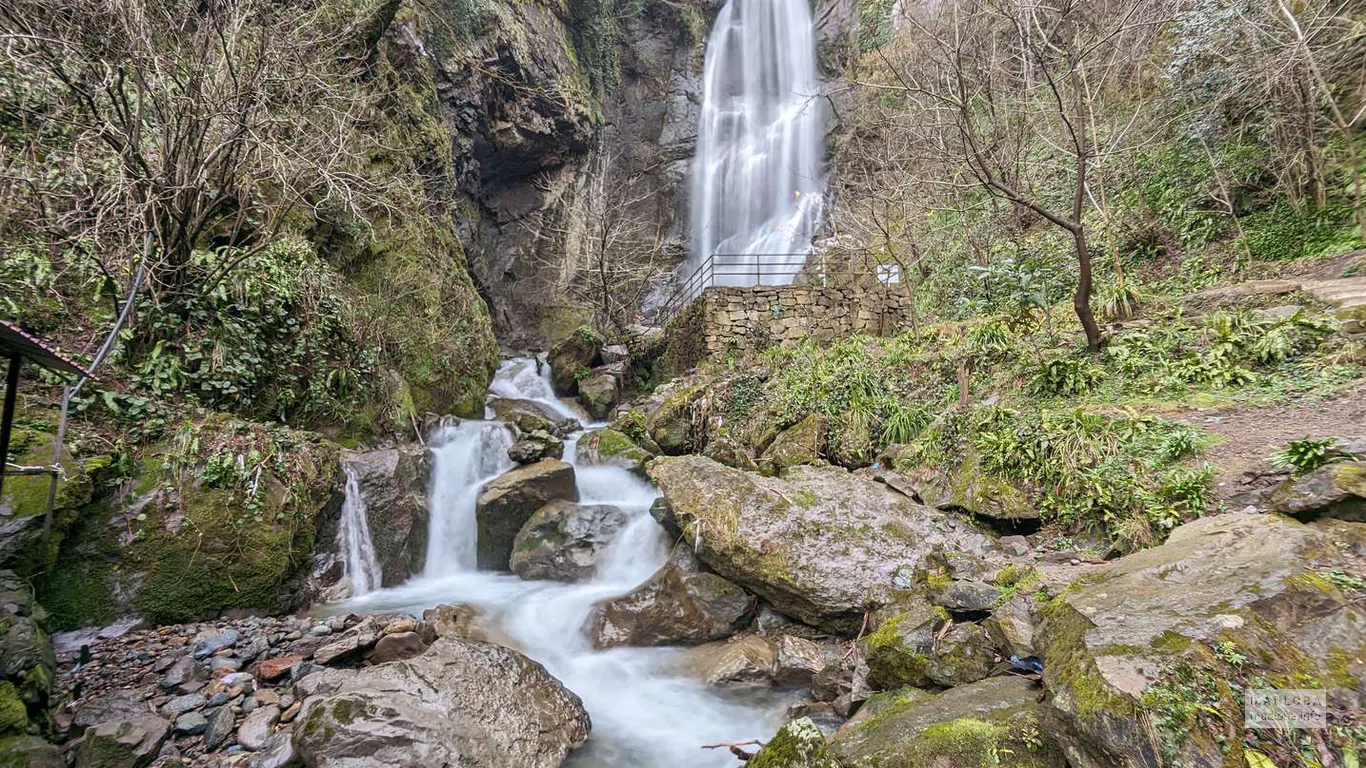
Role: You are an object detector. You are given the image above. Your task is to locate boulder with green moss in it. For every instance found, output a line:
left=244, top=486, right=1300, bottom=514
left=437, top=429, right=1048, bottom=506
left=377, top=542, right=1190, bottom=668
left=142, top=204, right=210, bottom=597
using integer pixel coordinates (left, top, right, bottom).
left=44, top=417, right=343, bottom=628
left=489, top=398, right=579, bottom=436
left=761, top=414, right=828, bottom=475
left=340, top=446, right=431, bottom=585
left=895, top=450, right=1038, bottom=522
left=828, top=677, right=1065, bottom=768
left=0, top=411, right=101, bottom=579
left=645, top=379, right=716, bottom=455
left=475, top=460, right=577, bottom=570
left=0, top=573, right=53, bottom=714
left=648, top=456, right=997, bottom=633
left=71, top=716, right=170, bottom=768
left=702, top=435, right=760, bottom=471
left=1270, top=460, right=1366, bottom=521
left=862, top=597, right=944, bottom=690
left=576, top=368, right=620, bottom=420
left=1035, top=512, right=1365, bottom=768
left=748, top=718, right=840, bottom=768
left=0, top=735, right=62, bottom=767
left=575, top=428, right=653, bottom=473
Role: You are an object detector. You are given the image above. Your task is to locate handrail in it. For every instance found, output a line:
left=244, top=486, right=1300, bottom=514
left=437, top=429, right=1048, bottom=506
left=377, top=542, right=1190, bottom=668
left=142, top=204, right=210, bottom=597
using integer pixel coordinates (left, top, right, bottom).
left=654, top=250, right=891, bottom=325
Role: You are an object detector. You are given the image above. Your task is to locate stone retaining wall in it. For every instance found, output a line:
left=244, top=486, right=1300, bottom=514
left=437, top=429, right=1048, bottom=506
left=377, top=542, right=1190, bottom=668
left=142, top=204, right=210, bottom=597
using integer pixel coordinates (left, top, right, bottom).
left=684, top=284, right=913, bottom=355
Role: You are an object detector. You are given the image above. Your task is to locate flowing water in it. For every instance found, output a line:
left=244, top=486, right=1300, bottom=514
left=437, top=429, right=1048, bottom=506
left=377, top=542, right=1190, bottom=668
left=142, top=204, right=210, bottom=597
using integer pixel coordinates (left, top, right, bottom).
left=343, top=359, right=792, bottom=766
left=337, top=467, right=384, bottom=595
left=690, top=0, right=825, bottom=284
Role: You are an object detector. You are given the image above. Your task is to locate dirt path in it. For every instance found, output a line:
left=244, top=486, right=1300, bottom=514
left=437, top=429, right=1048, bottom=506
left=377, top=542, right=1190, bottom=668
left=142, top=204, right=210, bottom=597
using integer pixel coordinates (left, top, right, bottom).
left=1174, top=383, right=1366, bottom=507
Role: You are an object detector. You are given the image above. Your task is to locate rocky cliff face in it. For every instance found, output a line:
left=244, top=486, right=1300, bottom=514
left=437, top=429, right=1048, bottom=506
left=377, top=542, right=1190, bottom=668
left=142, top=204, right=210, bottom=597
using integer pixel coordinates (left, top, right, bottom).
left=395, top=0, right=862, bottom=340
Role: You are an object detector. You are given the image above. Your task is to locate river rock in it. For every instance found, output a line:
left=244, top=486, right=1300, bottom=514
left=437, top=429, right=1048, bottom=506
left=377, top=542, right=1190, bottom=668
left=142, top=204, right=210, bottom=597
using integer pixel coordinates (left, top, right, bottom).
left=0, top=573, right=54, bottom=706
left=575, top=428, right=654, bottom=473
left=898, top=452, right=1039, bottom=521
left=931, top=580, right=1001, bottom=612
left=577, top=369, right=620, bottom=420
left=828, top=676, right=1065, bottom=767
left=422, top=604, right=485, bottom=642
left=237, top=704, right=280, bottom=751
left=367, top=631, right=428, bottom=664
left=590, top=563, right=754, bottom=647
left=475, top=460, right=578, bottom=570
left=488, top=398, right=578, bottom=436
left=649, top=456, right=997, bottom=632
left=984, top=593, right=1037, bottom=658
left=680, top=635, right=777, bottom=686
left=293, top=637, right=590, bottom=767
left=313, top=616, right=383, bottom=666
left=761, top=413, right=828, bottom=473
left=173, top=710, right=208, bottom=736
left=72, top=717, right=171, bottom=768
left=772, top=636, right=827, bottom=686
left=204, top=706, right=235, bottom=750
left=702, top=435, right=760, bottom=471
left=73, top=689, right=152, bottom=731
left=925, top=623, right=995, bottom=687
left=861, top=597, right=945, bottom=690
left=1269, top=460, right=1365, bottom=521
left=191, top=628, right=240, bottom=659
left=340, top=446, right=432, bottom=584
left=249, top=731, right=297, bottom=768
left=1037, top=512, right=1366, bottom=768
left=747, top=717, right=839, bottom=768
left=161, top=693, right=206, bottom=716
left=510, top=501, right=630, bottom=582
left=549, top=330, right=603, bottom=395
left=507, top=430, right=565, bottom=464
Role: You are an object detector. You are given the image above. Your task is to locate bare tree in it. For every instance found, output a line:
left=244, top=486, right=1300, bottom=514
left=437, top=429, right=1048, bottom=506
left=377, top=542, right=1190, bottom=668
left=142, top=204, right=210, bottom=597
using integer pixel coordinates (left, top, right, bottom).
left=0, top=0, right=393, bottom=313
left=533, top=146, right=665, bottom=332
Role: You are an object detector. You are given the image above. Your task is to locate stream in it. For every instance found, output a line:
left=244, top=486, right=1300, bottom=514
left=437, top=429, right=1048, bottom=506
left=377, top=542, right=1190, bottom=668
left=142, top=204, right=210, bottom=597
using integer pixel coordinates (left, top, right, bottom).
left=338, top=357, right=792, bottom=767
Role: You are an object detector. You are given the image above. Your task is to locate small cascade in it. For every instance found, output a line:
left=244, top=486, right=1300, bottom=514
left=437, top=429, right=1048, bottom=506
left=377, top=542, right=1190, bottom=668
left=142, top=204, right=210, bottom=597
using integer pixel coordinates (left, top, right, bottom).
left=338, top=467, right=383, bottom=595
left=690, top=0, right=826, bottom=283
left=424, top=421, right=515, bottom=576
left=488, top=357, right=582, bottom=421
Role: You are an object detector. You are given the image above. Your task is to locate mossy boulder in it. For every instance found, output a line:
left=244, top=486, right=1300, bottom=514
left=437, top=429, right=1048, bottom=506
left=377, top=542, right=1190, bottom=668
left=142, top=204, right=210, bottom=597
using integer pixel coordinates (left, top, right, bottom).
left=1035, top=512, right=1366, bottom=768
left=1270, top=460, right=1366, bottom=521
left=0, top=573, right=54, bottom=713
left=748, top=718, right=839, bottom=768
left=575, top=428, right=653, bottom=473
left=510, top=500, right=628, bottom=582
left=761, top=414, right=828, bottom=475
left=475, top=460, right=577, bottom=570
left=576, top=368, right=620, bottom=421
left=71, top=716, right=170, bottom=768
left=648, top=456, right=996, bottom=633
left=488, top=398, right=579, bottom=436
left=702, top=435, right=759, bottom=471
left=0, top=735, right=62, bottom=767
left=645, top=380, right=714, bottom=455
left=0, top=683, right=27, bottom=735
left=862, top=598, right=943, bottom=690
left=548, top=328, right=603, bottom=396
left=896, top=449, right=1038, bottom=522
left=828, top=677, right=1066, bottom=768
left=0, top=411, right=100, bottom=579
left=47, top=417, right=343, bottom=627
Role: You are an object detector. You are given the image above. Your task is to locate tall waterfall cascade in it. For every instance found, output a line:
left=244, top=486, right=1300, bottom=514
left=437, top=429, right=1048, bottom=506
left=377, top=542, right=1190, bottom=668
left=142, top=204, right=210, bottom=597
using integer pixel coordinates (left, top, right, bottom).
left=690, top=0, right=826, bottom=284
left=337, top=467, right=384, bottom=595
left=424, top=421, right=515, bottom=576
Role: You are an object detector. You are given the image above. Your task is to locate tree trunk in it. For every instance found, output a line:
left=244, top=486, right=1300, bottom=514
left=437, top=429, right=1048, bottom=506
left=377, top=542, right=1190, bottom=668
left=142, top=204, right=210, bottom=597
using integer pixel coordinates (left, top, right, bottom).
left=1071, top=226, right=1102, bottom=353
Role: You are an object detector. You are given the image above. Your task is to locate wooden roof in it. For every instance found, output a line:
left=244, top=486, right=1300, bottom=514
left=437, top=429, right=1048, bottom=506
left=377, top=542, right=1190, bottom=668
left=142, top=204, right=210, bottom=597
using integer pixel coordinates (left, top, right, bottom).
left=0, top=319, right=92, bottom=378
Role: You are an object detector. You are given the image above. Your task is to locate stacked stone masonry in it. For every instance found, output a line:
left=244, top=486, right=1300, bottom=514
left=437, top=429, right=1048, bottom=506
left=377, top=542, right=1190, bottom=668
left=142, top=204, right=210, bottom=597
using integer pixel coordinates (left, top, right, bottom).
left=692, top=285, right=913, bottom=354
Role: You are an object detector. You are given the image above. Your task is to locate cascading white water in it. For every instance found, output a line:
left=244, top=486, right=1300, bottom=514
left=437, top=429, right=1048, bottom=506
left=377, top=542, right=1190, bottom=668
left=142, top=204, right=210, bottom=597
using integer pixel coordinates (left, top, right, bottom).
left=424, top=421, right=516, bottom=576
left=338, top=467, right=384, bottom=595
left=690, top=0, right=825, bottom=283
left=343, top=358, right=792, bottom=766
left=488, top=357, right=583, bottom=421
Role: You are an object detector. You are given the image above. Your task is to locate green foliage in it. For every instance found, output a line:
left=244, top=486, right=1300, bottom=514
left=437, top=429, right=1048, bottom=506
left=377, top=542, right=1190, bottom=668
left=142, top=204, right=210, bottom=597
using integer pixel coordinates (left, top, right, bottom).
left=1318, top=568, right=1366, bottom=592
left=1269, top=437, right=1341, bottom=475
left=1030, top=355, right=1104, bottom=397
left=1242, top=201, right=1366, bottom=261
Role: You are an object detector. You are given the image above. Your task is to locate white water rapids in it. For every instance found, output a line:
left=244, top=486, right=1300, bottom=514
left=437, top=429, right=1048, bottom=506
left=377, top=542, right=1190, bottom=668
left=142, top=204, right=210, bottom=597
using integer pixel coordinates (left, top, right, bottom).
left=689, top=0, right=825, bottom=284
left=341, top=358, right=792, bottom=766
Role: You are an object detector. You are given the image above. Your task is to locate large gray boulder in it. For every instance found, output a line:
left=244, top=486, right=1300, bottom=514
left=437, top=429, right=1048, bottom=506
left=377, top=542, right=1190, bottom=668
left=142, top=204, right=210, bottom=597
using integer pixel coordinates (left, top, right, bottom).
left=577, top=368, right=620, bottom=421
left=548, top=330, right=603, bottom=396
left=828, top=677, right=1066, bottom=767
left=293, top=637, right=590, bottom=767
left=0, top=735, right=62, bottom=767
left=1036, top=512, right=1366, bottom=768
left=510, top=501, right=629, bottom=582
left=590, top=563, right=754, bottom=647
left=71, top=717, right=171, bottom=768
left=0, top=573, right=54, bottom=709
left=339, top=448, right=430, bottom=585
left=648, top=457, right=997, bottom=632
left=488, top=398, right=578, bottom=436
left=475, top=461, right=578, bottom=570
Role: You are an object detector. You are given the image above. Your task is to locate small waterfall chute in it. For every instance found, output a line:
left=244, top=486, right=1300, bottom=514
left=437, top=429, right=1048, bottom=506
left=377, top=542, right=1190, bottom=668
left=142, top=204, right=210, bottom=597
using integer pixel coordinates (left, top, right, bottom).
left=338, top=466, right=383, bottom=595
left=424, top=421, right=515, bottom=576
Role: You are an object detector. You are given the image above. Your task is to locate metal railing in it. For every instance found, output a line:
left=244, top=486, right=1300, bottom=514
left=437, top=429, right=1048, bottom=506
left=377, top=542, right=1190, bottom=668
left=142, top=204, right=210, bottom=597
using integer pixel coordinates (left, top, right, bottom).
left=655, top=251, right=897, bottom=325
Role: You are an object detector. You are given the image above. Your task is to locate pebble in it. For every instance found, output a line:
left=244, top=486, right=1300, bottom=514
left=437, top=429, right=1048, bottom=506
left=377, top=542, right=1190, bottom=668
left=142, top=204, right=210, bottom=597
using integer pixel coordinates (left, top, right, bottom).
left=308, top=625, right=332, bottom=637
left=174, top=711, right=208, bottom=735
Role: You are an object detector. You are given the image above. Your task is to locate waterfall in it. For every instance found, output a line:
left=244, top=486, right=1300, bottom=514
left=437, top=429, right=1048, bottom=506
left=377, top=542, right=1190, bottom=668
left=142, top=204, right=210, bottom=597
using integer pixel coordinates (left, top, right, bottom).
left=424, top=421, right=515, bottom=576
left=338, top=467, right=383, bottom=595
left=690, top=0, right=825, bottom=284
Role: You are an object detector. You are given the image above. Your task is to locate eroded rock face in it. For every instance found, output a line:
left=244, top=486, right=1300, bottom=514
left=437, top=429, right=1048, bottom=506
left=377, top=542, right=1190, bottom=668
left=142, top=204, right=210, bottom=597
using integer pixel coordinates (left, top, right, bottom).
left=549, top=331, right=603, bottom=396
left=1036, top=512, right=1366, bottom=768
left=293, top=637, right=590, bottom=767
left=337, top=448, right=430, bottom=586
left=761, top=414, right=828, bottom=474
left=649, top=457, right=997, bottom=632
left=590, top=563, right=754, bottom=647
left=894, top=452, right=1039, bottom=521
left=475, top=460, right=578, bottom=570
left=510, top=501, right=630, bottom=582
left=829, top=677, right=1066, bottom=768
